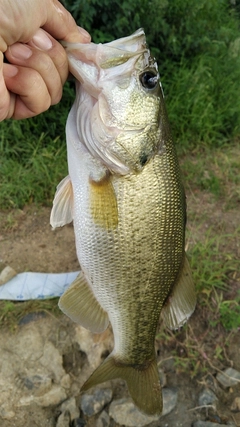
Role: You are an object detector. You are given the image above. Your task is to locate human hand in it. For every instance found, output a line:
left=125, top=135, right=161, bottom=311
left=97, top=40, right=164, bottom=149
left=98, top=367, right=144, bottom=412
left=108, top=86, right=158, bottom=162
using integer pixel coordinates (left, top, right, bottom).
left=0, top=0, right=90, bottom=121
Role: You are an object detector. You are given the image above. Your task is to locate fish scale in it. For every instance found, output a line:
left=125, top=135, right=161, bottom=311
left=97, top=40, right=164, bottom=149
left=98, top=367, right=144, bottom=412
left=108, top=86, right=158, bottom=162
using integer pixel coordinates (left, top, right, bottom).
left=50, top=28, right=196, bottom=416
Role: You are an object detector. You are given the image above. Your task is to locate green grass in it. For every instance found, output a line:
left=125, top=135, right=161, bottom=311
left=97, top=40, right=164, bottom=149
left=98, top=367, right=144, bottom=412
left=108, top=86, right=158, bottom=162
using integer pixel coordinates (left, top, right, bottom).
left=180, top=144, right=240, bottom=201
left=0, top=83, right=74, bottom=209
left=0, top=299, right=60, bottom=330
left=189, top=229, right=239, bottom=325
left=165, top=48, right=240, bottom=149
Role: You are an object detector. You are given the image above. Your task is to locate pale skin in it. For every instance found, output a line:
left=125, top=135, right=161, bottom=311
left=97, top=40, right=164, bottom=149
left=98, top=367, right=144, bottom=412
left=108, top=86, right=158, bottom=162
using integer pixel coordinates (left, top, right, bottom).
left=0, top=0, right=91, bottom=121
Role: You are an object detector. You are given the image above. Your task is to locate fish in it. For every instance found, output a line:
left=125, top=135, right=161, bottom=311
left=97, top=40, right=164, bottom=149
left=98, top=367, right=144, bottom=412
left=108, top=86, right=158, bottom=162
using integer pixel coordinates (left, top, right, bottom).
left=50, top=28, right=196, bottom=416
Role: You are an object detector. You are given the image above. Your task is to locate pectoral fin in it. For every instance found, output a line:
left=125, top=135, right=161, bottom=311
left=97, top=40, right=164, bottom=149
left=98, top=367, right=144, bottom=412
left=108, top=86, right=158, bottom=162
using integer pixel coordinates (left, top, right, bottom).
left=89, top=173, right=118, bottom=230
left=161, top=254, right=196, bottom=330
left=50, top=175, right=73, bottom=229
left=59, top=272, right=109, bottom=333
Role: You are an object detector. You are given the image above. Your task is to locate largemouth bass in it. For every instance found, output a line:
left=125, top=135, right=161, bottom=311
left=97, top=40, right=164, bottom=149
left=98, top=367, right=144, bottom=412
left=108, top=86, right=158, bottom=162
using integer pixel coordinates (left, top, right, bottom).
left=50, top=29, right=196, bottom=416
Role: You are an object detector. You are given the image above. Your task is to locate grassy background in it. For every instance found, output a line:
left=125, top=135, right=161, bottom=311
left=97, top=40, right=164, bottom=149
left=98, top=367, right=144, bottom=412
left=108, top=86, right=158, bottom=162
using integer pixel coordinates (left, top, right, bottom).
left=0, top=0, right=239, bottom=343
left=1, top=0, right=240, bottom=208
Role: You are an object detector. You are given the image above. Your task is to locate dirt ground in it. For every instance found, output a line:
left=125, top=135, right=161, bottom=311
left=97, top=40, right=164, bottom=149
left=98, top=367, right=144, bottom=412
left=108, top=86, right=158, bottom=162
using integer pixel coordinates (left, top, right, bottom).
left=0, top=191, right=239, bottom=426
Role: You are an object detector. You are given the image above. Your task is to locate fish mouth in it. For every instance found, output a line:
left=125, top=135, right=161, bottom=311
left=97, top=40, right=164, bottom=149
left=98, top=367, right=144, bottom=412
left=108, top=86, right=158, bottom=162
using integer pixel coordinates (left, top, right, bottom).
left=66, top=29, right=161, bottom=175
left=62, top=28, right=147, bottom=67
left=63, top=28, right=153, bottom=86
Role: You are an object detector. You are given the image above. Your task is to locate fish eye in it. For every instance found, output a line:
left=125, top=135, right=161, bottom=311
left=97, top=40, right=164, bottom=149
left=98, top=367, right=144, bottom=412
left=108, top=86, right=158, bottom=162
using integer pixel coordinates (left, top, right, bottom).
left=139, top=71, right=158, bottom=90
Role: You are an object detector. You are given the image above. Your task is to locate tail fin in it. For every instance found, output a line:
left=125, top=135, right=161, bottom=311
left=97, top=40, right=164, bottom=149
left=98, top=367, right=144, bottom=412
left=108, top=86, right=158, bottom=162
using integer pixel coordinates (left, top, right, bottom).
left=81, top=353, right=162, bottom=415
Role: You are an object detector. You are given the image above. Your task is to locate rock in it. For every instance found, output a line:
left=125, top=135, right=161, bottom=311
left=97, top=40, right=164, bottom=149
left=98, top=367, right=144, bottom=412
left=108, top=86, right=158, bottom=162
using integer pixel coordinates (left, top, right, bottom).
left=22, top=373, right=52, bottom=396
left=198, top=388, right=218, bottom=406
left=216, top=367, right=240, bottom=388
left=162, top=387, right=178, bottom=416
left=192, top=422, right=234, bottom=427
left=0, top=408, right=15, bottom=420
left=158, top=368, right=167, bottom=387
left=56, top=410, right=71, bottom=427
left=109, top=398, right=159, bottom=427
left=40, top=342, right=66, bottom=382
left=17, top=385, right=67, bottom=408
left=96, top=410, right=110, bottom=427
left=74, top=326, right=113, bottom=374
left=34, top=385, right=67, bottom=407
left=80, top=388, right=113, bottom=416
left=18, top=312, right=47, bottom=325
left=231, top=396, right=240, bottom=412
left=60, top=374, right=71, bottom=389
left=0, top=265, right=17, bottom=285
left=72, top=418, right=86, bottom=426
left=108, top=387, right=178, bottom=427
left=60, top=397, right=80, bottom=420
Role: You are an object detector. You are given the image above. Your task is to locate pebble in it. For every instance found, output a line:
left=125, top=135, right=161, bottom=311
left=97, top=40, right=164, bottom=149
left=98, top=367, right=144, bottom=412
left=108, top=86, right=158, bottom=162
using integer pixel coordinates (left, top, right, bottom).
left=0, top=408, right=15, bottom=420
left=18, top=312, right=47, bottom=325
left=192, top=422, right=235, bottom=427
left=96, top=410, right=110, bottom=427
left=56, top=410, right=71, bottom=427
left=60, top=374, right=71, bottom=389
left=162, top=387, right=178, bottom=416
left=34, top=385, right=67, bottom=407
left=60, top=397, right=80, bottom=420
left=231, top=396, right=240, bottom=412
left=0, top=265, right=17, bottom=285
left=71, top=418, right=86, bottom=426
left=80, top=388, right=113, bottom=416
left=40, top=342, right=66, bottom=381
left=159, top=368, right=167, bottom=387
left=198, top=388, right=218, bottom=406
left=74, top=326, right=113, bottom=372
left=216, top=367, right=240, bottom=388
left=22, top=374, right=52, bottom=396
left=109, top=388, right=178, bottom=427
left=109, top=398, right=159, bottom=427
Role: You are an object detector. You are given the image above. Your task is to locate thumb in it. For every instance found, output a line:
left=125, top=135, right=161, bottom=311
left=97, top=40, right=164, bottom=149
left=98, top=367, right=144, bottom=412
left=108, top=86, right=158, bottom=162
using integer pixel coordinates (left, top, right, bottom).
left=42, top=1, right=91, bottom=43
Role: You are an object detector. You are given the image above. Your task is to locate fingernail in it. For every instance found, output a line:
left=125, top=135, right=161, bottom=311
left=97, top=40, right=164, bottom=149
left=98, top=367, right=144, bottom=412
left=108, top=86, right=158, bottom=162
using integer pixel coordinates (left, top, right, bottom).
left=9, top=43, right=32, bottom=60
left=31, top=29, right=53, bottom=50
left=3, top=64, right=18, bottom=77
left=78, top=26, right=91, bottom=42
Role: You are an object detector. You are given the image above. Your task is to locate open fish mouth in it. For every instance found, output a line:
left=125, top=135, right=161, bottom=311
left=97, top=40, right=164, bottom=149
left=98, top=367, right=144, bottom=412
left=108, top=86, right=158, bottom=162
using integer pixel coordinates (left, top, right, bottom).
left=63, top=29, right=162, bottom=175
left=62, top=28, right=150, bottom=70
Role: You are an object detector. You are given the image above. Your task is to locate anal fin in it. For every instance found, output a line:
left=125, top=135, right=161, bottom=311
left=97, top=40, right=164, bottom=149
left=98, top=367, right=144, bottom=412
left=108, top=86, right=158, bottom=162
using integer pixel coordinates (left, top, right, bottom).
left=161, top=253, right=196, bottom=329
left=59, top=272, right=109, bottom=333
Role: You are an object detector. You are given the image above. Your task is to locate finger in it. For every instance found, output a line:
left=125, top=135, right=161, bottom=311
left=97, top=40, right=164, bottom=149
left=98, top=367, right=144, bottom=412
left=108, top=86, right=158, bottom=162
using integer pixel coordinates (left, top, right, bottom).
left=43, top=0, right=91, bottom=43
left=3, top=64, right=51, bottom=119
left=28, top=29, right=69, bottom=86
left=0, top=53, right=12, bottom=121
left=0, top=0, right=90, bottom=51
left=5, top=39, right=65, bottom=106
